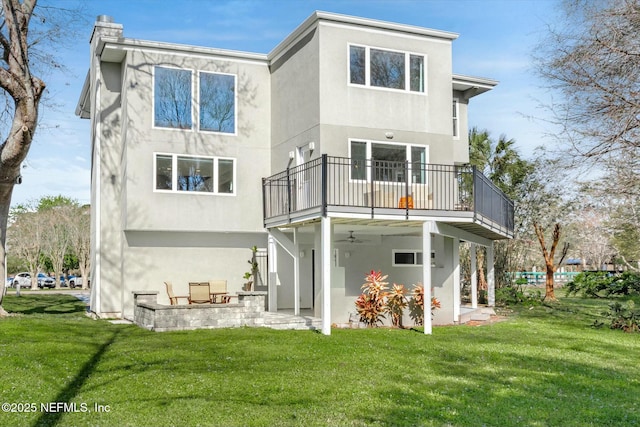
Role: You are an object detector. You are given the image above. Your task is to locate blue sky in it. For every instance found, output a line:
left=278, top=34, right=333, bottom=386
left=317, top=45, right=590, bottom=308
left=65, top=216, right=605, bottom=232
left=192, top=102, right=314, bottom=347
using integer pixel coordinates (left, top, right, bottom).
left=17, top=0, right=559, bottom=207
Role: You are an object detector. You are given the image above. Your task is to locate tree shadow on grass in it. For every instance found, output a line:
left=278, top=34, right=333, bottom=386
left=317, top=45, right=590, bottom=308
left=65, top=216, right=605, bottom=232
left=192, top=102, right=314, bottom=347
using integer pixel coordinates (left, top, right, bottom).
left=3, top=294, right=86, bottom=315
left=32, top=329, right=121, bottom=427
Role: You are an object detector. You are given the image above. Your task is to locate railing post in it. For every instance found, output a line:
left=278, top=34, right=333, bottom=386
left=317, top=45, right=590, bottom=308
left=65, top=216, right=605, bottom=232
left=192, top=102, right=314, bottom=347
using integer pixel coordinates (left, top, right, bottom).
left=286, top=166, right=292, bottom=223
left=262, top=177, right=267, bottom=228
left=321, top=154, right=328, bottom=217
left=472, top=165, right=478, bottom=220
left=404, top=160, right=410, bottom=219
left=370, top=159, right=375, bottom=218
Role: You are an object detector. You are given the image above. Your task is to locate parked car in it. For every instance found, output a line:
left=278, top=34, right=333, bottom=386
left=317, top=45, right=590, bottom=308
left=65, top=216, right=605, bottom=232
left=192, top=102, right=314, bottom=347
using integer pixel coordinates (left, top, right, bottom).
left=37, top=273, right=55, bottom=289
left=59, top=274, right=80, bottom=288
left=6, top=276, right=14, bottom=287
left=12, top=272, right=32, bottom=288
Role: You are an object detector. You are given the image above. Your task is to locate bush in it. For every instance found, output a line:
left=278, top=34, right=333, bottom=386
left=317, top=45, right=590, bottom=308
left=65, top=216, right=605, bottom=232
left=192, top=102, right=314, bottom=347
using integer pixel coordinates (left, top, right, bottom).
left=565, top=271, right=640, bottom=298
left=607, top=271, right=640, bottom=296
left=605, top=300, right=640, bottom=333
left=355, top=271, right=388, bottom=327
left=564, top=272, right=612, bottom=298
left=496, top=278, right=542, bottom=306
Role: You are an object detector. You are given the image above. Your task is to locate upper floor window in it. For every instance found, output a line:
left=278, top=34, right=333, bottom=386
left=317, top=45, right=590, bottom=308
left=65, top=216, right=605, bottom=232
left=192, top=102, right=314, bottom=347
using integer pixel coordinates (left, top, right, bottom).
left=153, top=66, right=236, bottom=134
left=154, top=67, right=192, bottom=129
left=349, top=140, right=428, bottom=183
left=154, top=153, right=235, bottom=195
left=452, top=99, right=459, bottom=138
left=349, top=45, right=425, bottom=93
left=199, top=72, right=236, bottom=134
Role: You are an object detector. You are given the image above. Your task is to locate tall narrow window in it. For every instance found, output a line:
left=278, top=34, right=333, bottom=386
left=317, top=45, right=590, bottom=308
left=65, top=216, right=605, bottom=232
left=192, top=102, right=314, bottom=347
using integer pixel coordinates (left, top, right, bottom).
left=349, top=46, right=366, bottom=85
left=155, top=154, right=173, bottom=190
left=350, top=141, right=367, bottom=180
left=218, top=159, right=234, bottom=193
left=200, top=72, right=236, bottom=134
left=154, top=67, right=192, bottom=129
left=411, top=146, right=426, bottom=184
left=410, top=55, right=424, bottom=92
left=452, top=99, right=459, bottom=138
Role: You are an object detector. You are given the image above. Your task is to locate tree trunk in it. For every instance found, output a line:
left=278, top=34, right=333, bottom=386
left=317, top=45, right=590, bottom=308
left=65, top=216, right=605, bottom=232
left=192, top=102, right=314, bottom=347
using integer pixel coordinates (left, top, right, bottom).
left=0, top=182, right=15, bottom=315
left=545, top=262, right=556, bottom=301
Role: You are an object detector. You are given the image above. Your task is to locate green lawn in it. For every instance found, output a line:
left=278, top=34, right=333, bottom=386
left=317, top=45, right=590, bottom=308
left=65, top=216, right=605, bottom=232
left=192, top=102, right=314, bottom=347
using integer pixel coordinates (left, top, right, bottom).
left=0, top=294, right=639, bottom=427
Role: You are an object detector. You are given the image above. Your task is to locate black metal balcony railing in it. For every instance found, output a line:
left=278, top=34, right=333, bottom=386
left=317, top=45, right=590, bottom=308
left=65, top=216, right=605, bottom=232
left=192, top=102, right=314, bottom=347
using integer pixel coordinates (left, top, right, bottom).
left=262, top=155, right=514, bottom=237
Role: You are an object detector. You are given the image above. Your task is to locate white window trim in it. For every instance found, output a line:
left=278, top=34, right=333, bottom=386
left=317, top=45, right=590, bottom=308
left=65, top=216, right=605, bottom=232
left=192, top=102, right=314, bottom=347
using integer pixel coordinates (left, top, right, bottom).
left=392, top=249, right=423, bottom=267
left=152, top=66, right=196, bottom=132
left=153, top=152, right=236, bottom=196
left=347, top=138, right=430, bottom=183
left=196, top=70, right=238, bottom=136
left=453, top=98, right=460, bottom=140
left=347, top=43, right=428, bottom=95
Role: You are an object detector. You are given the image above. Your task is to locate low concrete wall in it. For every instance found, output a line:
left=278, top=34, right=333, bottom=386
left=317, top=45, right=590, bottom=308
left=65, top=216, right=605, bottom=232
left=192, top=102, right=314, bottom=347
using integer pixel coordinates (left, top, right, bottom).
left=132, top=290, right=268, bottom=332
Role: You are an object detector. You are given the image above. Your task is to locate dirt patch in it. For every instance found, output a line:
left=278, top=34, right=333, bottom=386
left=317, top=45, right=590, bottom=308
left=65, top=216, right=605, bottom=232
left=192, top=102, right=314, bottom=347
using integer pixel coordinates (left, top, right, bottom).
left=464, top=314, right=510, bottom=326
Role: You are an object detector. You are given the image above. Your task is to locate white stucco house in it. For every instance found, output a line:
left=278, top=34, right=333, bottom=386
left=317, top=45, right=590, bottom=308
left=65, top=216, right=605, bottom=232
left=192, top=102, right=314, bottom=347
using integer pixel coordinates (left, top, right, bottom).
left=76, top=11, right=513, bottom=335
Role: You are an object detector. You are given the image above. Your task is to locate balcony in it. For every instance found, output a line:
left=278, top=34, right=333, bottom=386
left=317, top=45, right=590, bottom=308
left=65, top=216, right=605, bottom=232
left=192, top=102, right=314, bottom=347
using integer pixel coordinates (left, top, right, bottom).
left=262, top=155, right=514, bottom=240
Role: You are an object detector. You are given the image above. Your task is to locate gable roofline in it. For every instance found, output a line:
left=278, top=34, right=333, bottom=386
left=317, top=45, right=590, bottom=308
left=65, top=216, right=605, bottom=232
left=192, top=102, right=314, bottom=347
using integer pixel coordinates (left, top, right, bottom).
left=268, top=10, right=459, bottom=62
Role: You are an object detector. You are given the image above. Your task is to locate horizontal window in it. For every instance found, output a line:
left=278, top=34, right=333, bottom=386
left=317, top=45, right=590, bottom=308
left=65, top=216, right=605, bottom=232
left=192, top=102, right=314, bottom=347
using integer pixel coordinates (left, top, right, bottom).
left=154, top=153, right=235, bottom=195
left=393, top=250, right=424, bottom=266
left=349, top=140, right=427, bottom=184
left=349, top=45, right=425, bottom=93
left=153, top=66, right=237, bottom=134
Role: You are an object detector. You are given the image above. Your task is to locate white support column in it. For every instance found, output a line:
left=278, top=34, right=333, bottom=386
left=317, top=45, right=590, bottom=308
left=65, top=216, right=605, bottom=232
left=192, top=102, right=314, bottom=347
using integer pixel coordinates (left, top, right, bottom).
left=487, top=243, right=495, bottom=307
left=267, top=234, right=278, bottom=312
left=320, top=217, right=332, bottom=335
left=293, top=228, right=300, bottom=316
left=470, top=243, right=478, bottom=309
left=452, top=238, right=460, bottom=322
left=422, top=221, right=433, bottom=335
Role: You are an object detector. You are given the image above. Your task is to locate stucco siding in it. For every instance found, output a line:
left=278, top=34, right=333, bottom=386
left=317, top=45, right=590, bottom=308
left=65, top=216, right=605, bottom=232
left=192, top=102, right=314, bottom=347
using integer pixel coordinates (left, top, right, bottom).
left=119, top=51, right=271, bottom=232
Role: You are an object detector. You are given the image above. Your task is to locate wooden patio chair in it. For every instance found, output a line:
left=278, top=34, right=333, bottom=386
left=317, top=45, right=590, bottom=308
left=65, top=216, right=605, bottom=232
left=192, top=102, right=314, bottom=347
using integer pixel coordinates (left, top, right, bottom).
left=165, top=281, right=188, bottom=305
left=188, top=282, right=213, bottom=304
left=209, top=280, right=231, bottom=303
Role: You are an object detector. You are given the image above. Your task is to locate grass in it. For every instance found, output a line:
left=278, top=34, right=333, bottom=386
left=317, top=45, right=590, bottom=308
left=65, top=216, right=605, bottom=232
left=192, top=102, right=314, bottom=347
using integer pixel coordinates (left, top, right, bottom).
left=1, top=294, right=639, bottom=427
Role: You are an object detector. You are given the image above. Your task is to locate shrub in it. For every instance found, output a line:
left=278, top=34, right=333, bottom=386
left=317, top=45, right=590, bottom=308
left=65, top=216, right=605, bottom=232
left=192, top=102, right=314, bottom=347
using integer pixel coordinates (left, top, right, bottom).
left=605, top=300, right=640, bottom=333
left=355, top=270, right=388, bottom=327
left=564, top=272, right=612, bottom=298
left=386, top=284, right=408, bottom=328
left=408, top=284, right=440, bottom=326
left=496, top=278, right=542, bottom=306
left=607, top=271, right=640, bottom=296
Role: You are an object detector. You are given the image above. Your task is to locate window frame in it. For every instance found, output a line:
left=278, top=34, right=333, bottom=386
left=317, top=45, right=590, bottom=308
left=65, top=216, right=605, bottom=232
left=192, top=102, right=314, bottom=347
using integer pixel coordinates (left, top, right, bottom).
left=152, top=66, right=195, bottom=131
left=452, top=98, right=460, bottom=139
left=348, top=43, right=427, bottom=94
left=153, top=152, right=236, bottom=196
left=197, top=70, right=238, bottom=135
left=348, top=139, right=429, bottom=184
left=392, top=249, right=424, bottom=267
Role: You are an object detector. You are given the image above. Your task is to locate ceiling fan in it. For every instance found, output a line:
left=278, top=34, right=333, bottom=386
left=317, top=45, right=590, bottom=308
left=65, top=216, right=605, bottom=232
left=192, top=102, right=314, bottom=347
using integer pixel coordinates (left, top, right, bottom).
left=336, top=231, right=366, bottom=244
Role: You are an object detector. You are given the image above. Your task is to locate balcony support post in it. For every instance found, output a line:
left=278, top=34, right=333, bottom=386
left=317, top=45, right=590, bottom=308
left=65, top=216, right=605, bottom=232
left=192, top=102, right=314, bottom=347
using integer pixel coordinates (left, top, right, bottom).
left=422, top=221, right=433, bottom=335
left=487, top=243, right=495, bottom=307
left=320, top=216, right=332, bottom=335
left=470, top=243, right=478, bottom=309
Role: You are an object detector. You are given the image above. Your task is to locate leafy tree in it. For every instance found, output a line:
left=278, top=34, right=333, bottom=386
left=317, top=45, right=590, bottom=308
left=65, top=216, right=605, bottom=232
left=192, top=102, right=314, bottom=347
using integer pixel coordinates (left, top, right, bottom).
left=0, top=1, right=84, bottom=313
left=467, top=128, right=535, bottom=294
